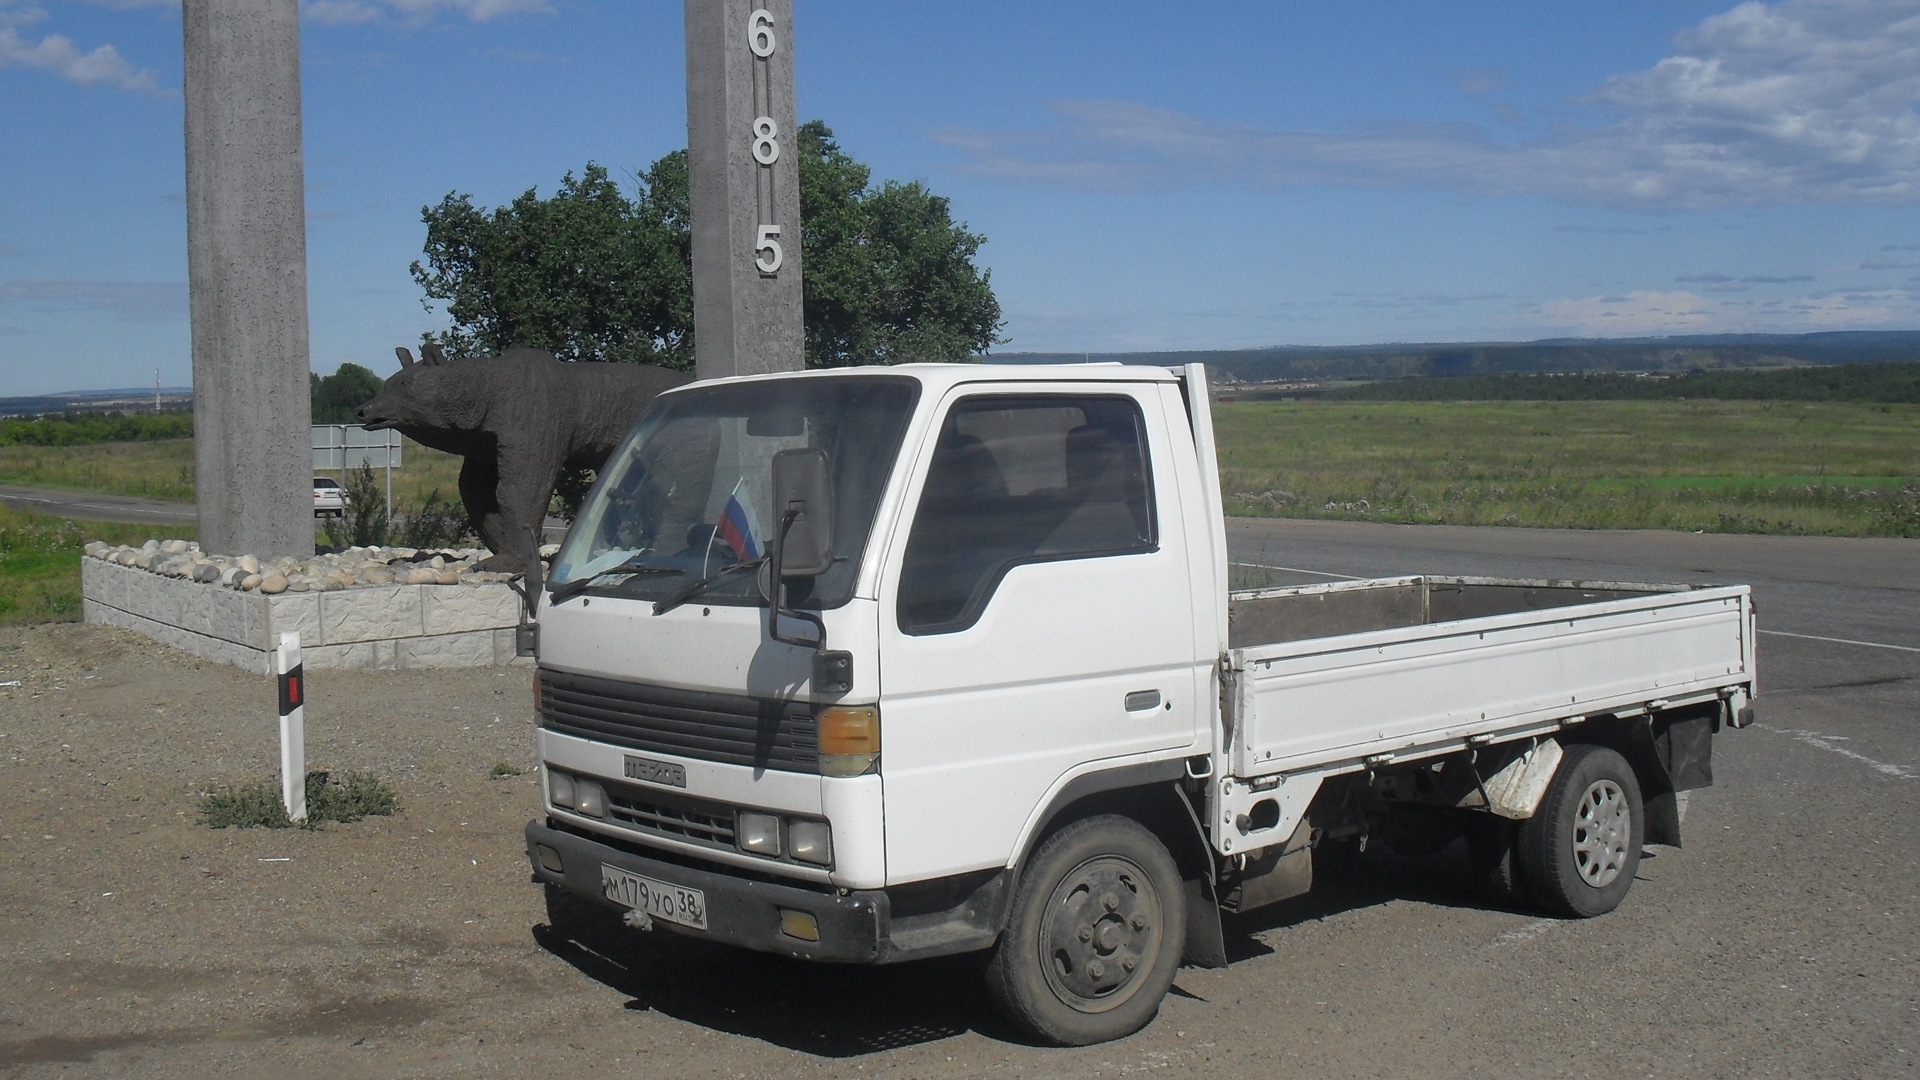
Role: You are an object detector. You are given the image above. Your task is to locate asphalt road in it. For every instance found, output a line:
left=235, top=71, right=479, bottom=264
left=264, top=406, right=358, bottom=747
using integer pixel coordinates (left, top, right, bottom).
left=0, top=484, right=197, bottom=526
left=536, top=521, right=1920, bottom=1077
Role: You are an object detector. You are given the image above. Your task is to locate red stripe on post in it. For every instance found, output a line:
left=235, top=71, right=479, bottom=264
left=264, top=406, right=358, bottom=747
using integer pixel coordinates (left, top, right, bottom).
left=278, top=664, right=304, bottom=716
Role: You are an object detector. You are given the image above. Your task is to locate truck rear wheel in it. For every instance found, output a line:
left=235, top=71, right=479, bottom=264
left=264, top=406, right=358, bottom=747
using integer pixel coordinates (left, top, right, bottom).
left=1520, top=744, right=1643, bottom=917
left=984, top=815, right=1185, bottom=1046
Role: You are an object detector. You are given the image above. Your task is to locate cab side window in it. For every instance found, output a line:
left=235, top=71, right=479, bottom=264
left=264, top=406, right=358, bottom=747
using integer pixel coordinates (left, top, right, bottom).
left=898, top=395, right=1155, bottom=634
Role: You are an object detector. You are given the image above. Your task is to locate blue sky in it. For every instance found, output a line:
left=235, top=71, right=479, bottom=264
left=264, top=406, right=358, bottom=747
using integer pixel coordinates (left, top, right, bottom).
left=2, top=0, right=1918, bottom=396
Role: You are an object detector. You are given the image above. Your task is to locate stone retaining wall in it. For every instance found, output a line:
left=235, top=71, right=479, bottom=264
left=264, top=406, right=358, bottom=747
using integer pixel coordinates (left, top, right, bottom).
left=81, top=559, right=527, bottom=673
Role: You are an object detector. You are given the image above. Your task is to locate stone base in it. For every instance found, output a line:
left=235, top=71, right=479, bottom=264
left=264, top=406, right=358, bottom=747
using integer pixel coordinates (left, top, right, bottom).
left=81, top=558, right=528, bottom=673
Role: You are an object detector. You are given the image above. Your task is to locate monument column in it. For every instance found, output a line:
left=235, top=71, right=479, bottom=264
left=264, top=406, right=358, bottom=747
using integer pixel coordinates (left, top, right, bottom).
left=685, top=0, right=805, bottom=379
left=183, top=0, right=314, bottom=555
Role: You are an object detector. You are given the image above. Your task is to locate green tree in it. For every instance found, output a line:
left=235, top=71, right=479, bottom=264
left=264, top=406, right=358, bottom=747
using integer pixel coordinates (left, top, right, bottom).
left=310, top=362, right=386, bottom=424
left=411, top=122, right=1002, bottom=370
left=411, top=163, right=691, bottom=367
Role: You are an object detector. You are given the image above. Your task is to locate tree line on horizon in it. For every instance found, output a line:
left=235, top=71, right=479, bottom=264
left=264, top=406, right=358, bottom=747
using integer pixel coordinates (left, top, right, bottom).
left=1321, top=361, right=1920, bottom=404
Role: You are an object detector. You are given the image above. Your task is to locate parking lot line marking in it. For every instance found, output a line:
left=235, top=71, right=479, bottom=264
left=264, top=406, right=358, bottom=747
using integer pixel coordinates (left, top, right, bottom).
left=1759, top=725, right=1917, bottom=780
left=1759, top=629, right=1920, bottom=654
left=1230, top=561, right=1363, bottom=580
left=1492, top=919, right=1557, bottom=946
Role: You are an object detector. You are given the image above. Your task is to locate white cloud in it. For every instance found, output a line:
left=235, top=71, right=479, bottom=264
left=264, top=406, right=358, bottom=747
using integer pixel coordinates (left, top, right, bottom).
left=0, top=279, right=186, bottom=320
left=0, top=24, right=160, bottom=92
left=0, top=3, right=47, bottom=29
left=1531, top=290, right=1715, bottom=334
left=301, top=0, right=552, bottom=27
left=936, top=0, right=1920, bottom=209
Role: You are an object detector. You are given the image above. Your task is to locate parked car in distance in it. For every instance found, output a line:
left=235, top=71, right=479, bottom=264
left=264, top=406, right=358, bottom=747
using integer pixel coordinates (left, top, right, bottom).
left=313, top=477, right=349, bottom=518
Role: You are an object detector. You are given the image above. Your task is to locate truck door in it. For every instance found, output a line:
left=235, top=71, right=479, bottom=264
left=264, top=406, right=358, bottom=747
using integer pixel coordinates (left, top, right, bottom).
left=877, top=384, right=1205, bottom=884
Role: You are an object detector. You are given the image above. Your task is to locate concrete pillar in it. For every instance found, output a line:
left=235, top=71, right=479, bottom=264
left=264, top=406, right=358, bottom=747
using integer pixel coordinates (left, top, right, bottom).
left=183, top=0, right=314, bottom=556
left=685, top=0, right=805, bottom=380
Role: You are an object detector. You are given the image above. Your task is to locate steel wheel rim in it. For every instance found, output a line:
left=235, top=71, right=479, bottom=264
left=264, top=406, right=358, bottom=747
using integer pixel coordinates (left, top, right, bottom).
left=1038, top=854, right=1164, bottom=1014
left=1571, top=778, right=1631, bottom=888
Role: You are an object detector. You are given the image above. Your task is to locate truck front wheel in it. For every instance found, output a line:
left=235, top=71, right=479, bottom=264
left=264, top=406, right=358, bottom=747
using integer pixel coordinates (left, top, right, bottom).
left=985, top=815, right=1185, bottom=1045
left=1520, top=744, right=1644, bottom=917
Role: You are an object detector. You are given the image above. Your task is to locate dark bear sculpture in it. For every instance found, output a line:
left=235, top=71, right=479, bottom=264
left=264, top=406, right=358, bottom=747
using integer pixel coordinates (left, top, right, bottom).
left=356, top=343, right=693, bottom=573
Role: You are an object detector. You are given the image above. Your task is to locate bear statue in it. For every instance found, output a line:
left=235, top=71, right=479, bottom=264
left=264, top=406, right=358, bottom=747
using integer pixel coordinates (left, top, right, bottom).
left=356, top=342, right=693, bottom=573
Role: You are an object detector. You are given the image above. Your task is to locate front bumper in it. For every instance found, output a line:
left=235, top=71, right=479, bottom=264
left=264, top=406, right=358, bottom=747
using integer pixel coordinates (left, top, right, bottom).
left=526, top=819, right=887, bottom=963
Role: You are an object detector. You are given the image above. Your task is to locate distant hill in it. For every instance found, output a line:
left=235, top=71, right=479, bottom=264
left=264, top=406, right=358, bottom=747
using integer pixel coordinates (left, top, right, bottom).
left=0, top=387, right=193, bottom=418
left=1322, top=361, right=1920, bottom=404
left=988, top=331, right=1920, bottom=382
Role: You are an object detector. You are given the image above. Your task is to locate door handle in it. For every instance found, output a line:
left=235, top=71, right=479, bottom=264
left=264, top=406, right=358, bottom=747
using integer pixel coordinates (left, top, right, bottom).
left=1123, top=689, right=1162, bottom=712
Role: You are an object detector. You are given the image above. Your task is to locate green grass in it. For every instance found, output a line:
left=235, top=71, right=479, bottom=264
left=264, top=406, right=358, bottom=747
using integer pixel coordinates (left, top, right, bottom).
left=0, top=436, right=464, bottom=508
left=0, top=439, right=196, bottom=501
left=0, top=506, right=194, bottom=625
left=198, top=771, right=400, bottom=829
left=5, top=399, right=1917, bottom=573
left=1214, top=399, right=1920, bottom=537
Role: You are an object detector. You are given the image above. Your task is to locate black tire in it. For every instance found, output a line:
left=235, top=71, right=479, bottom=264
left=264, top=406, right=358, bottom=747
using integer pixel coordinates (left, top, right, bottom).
left=1465, top=815, right=1533, bottom=909
left=984, top=815, right=1185, bottom=1046
left=1519, top=744, right=1644, bottom=917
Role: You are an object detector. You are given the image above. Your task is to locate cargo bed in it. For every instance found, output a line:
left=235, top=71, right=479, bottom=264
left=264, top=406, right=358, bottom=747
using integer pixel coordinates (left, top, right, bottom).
left=1225, top=576, right=1756, bottom=779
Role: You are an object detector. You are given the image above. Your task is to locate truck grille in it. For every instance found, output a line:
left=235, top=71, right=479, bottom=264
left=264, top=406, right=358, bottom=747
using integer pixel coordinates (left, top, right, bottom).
left=538, top=668, right=820, bottom=773
left=604, top=780, right=737, bottom=849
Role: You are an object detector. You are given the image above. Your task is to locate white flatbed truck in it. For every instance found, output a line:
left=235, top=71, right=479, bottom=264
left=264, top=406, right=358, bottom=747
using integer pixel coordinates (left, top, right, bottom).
left=522, top=362, right=1756, bottom=1045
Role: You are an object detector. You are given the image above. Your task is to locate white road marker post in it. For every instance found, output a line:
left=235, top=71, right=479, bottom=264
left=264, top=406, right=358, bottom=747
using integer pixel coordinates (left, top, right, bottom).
left=275, top=631, right=307, bottom=823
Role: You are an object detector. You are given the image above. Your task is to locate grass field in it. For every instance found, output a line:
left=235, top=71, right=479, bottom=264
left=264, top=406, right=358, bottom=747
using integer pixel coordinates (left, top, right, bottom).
left=0, top=436, right=465, bottom=508
left=1215, top=399, right=1920, bottom=536
left=0, top=506, right=195, bottom=625
left=1, top=397, right=1915, bottom=581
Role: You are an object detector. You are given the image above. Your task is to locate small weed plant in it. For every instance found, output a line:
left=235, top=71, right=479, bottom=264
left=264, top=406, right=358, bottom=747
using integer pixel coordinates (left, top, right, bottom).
left=199, top=770, right=400, bottom=829
left=322, top=462, right=475, bottom=549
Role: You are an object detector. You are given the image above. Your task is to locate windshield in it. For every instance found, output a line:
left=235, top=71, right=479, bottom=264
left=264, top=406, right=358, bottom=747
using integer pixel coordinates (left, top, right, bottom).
left=550, top=375, right=919, bottom=607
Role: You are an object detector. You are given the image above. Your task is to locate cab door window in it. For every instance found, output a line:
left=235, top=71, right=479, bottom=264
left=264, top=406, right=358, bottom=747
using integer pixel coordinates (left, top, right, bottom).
left=897, top=395, right=1155, bottom=634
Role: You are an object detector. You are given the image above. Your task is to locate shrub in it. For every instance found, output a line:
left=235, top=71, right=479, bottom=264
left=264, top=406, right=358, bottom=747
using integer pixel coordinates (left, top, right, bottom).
left=198, top=770, right=400, bottom=829
left=322, top=463, right=474, bottom=549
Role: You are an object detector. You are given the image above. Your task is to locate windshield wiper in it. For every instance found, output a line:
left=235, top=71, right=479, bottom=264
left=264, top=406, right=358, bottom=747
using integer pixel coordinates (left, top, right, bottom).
left=652, top=558, right=766, bottom=616
left=546, top=558, right=679, bottom=606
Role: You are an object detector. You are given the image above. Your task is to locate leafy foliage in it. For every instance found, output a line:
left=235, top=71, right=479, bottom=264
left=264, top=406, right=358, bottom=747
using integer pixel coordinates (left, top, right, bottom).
left=0, top=411, right=191, bottom=447
left=321, top=463, right=474, bottom=549
left=310, top=363, right=387, bottom=423
left=413, top=161, right=692, bottom=367
left=411, top=122, right=1002, bottom=370
left=795, top=123, right=1003, bottom=366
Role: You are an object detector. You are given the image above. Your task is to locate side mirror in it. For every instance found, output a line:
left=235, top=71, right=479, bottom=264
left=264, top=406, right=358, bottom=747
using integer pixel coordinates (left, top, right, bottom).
left=770, top=448, right=833, bottom=577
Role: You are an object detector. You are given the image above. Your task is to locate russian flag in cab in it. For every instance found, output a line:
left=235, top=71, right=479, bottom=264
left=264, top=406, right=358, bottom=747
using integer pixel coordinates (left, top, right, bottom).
left=714, top=480, right=761, bottom=561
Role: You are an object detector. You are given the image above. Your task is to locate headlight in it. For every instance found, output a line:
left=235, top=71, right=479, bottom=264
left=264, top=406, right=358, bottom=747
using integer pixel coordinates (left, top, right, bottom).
left=547, top=768, right=575, bottom=810
left=737, top=811, right=782, bottom=856
left=789, top=820, right=832, bottom=865
left=574, top=779, right=607, bottom=819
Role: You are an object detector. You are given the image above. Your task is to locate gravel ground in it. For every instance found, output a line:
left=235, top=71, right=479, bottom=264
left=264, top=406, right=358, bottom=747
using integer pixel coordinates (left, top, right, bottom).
left=2, top=524, right=1914, bottom=1080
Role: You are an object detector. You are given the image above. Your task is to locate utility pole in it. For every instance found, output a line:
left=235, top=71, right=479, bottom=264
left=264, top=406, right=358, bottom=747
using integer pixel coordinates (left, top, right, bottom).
left=685, top=0, right=805, bottom=380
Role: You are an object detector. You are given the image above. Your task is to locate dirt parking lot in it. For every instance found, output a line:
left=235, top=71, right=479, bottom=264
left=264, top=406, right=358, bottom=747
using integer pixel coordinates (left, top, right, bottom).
left=2, top=523, right=1916, bottom=1078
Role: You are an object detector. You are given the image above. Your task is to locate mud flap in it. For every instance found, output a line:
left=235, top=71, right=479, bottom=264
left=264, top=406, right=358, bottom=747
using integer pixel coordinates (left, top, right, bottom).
left=1182, top=875, right=1229, bottom=969
left=1173, top=788, right=1229, bottom=969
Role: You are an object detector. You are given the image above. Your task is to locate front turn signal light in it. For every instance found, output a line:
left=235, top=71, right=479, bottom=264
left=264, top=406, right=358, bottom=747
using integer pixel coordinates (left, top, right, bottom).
left=818, top=705, right=879, bottom=777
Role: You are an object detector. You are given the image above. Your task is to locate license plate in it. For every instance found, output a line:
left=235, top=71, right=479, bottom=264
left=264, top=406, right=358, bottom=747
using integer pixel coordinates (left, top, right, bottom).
left=600, top=864, right=708, bottom=930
